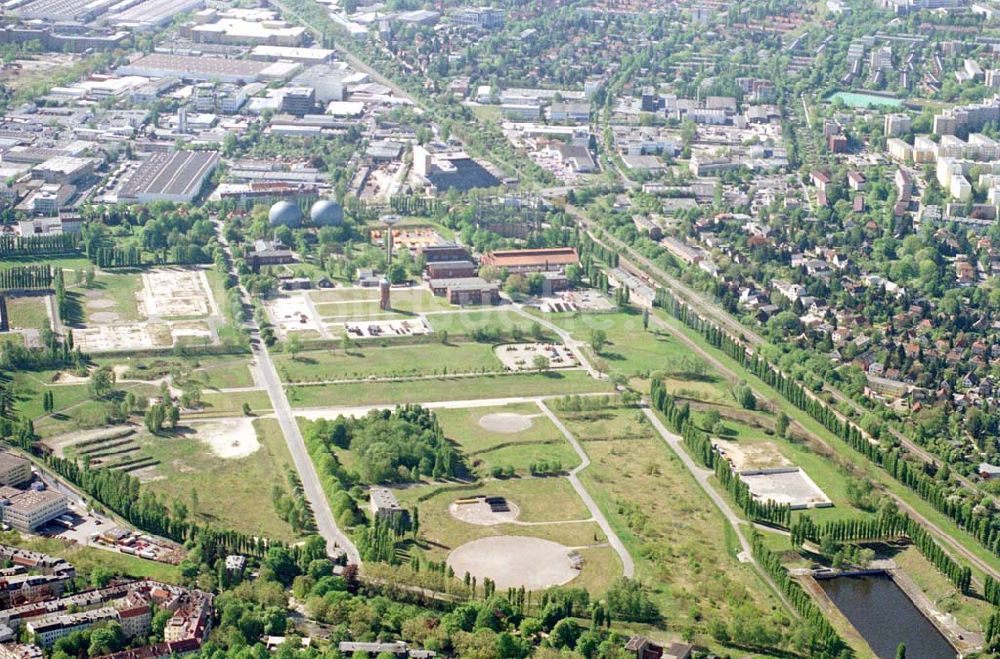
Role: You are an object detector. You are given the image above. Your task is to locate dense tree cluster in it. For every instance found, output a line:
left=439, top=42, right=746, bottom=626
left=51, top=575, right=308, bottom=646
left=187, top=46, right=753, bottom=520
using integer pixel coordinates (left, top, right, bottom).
left=309, top=407, right=461, bottom=485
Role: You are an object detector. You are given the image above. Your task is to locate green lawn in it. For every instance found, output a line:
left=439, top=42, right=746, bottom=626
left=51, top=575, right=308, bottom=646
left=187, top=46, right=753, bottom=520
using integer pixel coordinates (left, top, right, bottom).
left=192, top=390, right=272, bottom=417
left=308, top=288, right=380, bottom=303
left=311, top=288, right=454, bottom=313
left=434, top=403, right=580, bottom=475
left=556, top=406, right=651, bottom=443
left=428, top=309, right=551, bottom=339
left=286, top=370, right=613, bottom=408
left=534, top=309, right=726, bottom=393
left=78, top=272, right=144, bottom=324
left=11, top=370, right=159, bottom=437
left=5, top=296, right=50, bottom=331
left=190, top=358, right=255, bottom=389
left=470, top=104, right=502, bottom=123
left=203, top=268, right=229, bottom=314
left=314, top=300, right=415, bottom=320
left=101, top=355, right=255, bottom=390
left=139, top=418, right=301, bottom=542
left=273, top=343, right=503, bottom=383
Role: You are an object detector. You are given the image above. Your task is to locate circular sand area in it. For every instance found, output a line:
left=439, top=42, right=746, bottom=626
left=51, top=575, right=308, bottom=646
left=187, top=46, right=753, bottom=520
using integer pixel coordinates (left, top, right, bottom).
left=86, top=299, right=115, bottom=309
left=447, top=536, right=579, bottom=589
left=478, top=412, right=533, bottom=433
left=449, top=498, right=520, bottom=525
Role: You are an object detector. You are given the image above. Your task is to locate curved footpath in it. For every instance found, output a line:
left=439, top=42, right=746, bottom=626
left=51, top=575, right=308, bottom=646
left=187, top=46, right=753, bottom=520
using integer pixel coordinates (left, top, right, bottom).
left=536, top=400, right=635, bottom=578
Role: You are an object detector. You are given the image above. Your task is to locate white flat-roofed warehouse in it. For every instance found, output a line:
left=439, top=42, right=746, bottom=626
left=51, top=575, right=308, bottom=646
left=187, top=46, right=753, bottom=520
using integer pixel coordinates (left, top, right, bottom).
left=118, top=151, right=220, bottom=204
left=189, top=18, right=306, bottom=46
left=118, top=53, right=297, bottom=84
left=10, top=0, right=119, bottom=23
left=33, top=157, right=99, bottom=185
left=107, top=0, right=205, bottom=30
left=0, top=488, right=69, bottom=532
left=250, top=46, right=334, bottom=64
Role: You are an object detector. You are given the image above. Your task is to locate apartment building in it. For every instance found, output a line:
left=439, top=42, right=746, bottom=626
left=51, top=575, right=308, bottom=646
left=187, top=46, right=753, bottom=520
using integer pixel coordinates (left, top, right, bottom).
left=0, top=454, right=31, bottom=488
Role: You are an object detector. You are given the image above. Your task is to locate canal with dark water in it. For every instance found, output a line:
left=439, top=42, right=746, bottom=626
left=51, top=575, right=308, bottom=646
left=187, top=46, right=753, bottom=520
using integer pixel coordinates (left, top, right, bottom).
left=818, top=574, right=956, bottom=658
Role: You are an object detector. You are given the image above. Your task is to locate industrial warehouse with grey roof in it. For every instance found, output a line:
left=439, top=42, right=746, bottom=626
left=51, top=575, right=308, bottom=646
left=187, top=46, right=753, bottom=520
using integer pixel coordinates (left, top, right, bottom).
left=118, top=151, right=220, bottom=204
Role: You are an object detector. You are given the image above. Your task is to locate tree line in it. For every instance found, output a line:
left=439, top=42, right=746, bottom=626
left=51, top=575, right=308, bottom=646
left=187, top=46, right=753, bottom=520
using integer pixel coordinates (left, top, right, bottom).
left=650, top=379, right=791, bottom=528
left=0, top=264, right=52, bottom=290
left=791, top=512, right=972, bottom=593
left=89, top=245, right=142, bottom=269
left=0, top=233, right=79, bottom=257
left=751, top=532, right=849, bottom=658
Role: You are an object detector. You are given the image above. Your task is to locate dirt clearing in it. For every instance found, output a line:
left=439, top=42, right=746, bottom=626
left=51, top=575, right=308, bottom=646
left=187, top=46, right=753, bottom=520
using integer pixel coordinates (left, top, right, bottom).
left=478, top=412, right=535, bottom=433
left=447, top=536, right=580, bottom=589
left=190, top=418, right=260, bottom=459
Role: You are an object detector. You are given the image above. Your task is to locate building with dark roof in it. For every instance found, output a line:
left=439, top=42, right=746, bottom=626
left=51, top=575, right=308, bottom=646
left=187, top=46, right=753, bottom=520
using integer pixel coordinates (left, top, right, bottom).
left=425, top=157, right=500, bottom=193
left=0, top=453, right=31, bottom=488
left=250, top=239, right=294, bottom=270
left=425, top=260, right=476, bottom=279
left=417, top=243, right=471, bottom=263
left=428, top=277, right=499, bottom=305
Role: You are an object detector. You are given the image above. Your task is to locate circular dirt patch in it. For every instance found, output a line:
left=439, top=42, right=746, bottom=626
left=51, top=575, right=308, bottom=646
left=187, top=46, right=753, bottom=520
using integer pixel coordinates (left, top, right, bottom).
left=478, top=412, right=533, bottom=434
left=87, top=299, right=115, bottom=309
left=447, top=536, right=579, bottom=590
left=450, top=497, right=520, bottom=525
left=89, top=312, right=121, bottom=323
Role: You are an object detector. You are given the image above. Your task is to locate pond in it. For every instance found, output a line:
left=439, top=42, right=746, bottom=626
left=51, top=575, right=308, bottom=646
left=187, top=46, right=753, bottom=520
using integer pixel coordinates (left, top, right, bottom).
left=828, top=91, right=903, bottom=109
left=819, top=574, right=956, bottom=658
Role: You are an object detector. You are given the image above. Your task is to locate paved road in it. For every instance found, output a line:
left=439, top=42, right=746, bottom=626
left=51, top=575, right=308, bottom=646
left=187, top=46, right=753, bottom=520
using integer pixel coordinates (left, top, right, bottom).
left=641, top=406, right=799, bottom=616
left=212, top=218, right=361, bottom=566
left=289, top=391, right=615, bottom=421
left=536, top=400, right=635, bottom=578
left=253, top=340, right=362, bottom=565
